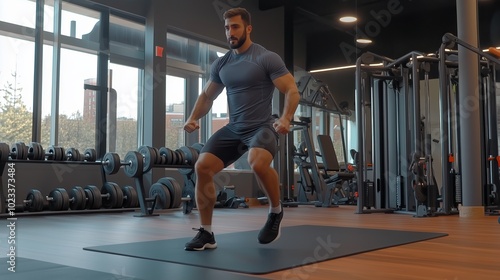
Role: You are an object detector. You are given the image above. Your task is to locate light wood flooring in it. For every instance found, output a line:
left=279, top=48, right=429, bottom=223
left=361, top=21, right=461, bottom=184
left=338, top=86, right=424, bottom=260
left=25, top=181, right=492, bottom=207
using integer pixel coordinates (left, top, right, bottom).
left=1, top=205, right=499, bottom=280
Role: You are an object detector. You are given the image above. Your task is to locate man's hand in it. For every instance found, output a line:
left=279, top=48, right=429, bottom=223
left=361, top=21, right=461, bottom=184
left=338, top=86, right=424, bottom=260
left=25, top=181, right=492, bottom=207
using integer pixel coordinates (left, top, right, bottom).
left=183, top=119, right=200, bottom=133
left=273, top=117, right=291, bottom=134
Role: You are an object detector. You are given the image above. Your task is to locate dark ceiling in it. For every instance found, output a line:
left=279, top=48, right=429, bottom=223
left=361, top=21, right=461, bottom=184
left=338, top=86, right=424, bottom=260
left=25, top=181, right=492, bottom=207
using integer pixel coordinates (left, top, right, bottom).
left=259, top=0, right=500, bottom=70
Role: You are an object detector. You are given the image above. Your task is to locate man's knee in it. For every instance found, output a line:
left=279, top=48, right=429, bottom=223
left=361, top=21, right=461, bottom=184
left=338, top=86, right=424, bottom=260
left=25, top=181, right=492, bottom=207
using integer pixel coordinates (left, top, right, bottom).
left=195, top=153, right=224, bottom=176
left=248, top=148, right=273, bottom=175
left=250, top=161, right=272, bottom=176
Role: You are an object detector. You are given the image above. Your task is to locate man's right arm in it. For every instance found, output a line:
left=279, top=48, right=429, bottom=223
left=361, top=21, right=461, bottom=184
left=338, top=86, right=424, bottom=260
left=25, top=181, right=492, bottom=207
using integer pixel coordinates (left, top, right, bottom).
left=184, top=80, right=225, bottom=133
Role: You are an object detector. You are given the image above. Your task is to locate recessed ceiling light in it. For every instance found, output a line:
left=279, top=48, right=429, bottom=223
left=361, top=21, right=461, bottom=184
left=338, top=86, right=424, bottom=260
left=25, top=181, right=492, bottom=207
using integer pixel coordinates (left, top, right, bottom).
left=339, top=16, right=357, bottom=23
left=356, top=38, right=372, bottom=44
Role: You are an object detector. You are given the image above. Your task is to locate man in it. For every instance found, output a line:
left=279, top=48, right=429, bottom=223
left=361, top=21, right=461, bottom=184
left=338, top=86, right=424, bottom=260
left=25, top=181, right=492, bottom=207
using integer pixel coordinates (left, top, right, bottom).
left=183, top=7, right=300, bottom=251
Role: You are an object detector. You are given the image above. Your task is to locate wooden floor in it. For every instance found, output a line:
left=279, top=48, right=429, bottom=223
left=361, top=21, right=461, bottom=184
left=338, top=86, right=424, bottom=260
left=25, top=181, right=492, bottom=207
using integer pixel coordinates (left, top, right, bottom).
left=1, top=204, right=499, bottom=280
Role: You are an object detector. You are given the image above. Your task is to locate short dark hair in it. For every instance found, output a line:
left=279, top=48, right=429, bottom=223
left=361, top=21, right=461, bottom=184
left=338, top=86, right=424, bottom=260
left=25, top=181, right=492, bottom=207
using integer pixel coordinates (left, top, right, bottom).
left=223, top=7, right=251, bottom=25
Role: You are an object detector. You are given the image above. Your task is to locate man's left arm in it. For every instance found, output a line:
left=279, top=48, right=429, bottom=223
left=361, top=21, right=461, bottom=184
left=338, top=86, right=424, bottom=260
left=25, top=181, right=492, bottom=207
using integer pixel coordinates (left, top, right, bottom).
left=272, top=73, right=300, bottom=134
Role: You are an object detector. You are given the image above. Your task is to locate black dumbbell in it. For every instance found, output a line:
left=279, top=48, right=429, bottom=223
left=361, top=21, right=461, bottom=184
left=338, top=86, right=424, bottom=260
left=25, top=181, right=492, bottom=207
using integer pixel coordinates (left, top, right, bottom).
left=23, top=188, right=70, bottom=212
left=26, top=142, right=65, bottom=161
left=0, top=142, right=29, bottom=160
left=65, top=147, right=97, bottom=162
left=100, top=151, right=144, bottom=177
left=149, top=177, right=193, bottom=213
left=81, top=183, right=138, bottom=209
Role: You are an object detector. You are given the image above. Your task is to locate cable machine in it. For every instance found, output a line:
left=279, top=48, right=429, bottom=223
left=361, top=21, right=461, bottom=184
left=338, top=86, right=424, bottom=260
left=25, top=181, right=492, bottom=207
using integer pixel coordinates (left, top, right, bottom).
left=280, top=71, right=353, bottom=207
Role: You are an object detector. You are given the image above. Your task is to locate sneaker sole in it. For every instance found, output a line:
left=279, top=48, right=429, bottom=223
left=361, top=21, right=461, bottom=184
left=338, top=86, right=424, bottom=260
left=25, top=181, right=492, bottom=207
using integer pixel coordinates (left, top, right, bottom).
left=184, top=242, right=217, bottom=251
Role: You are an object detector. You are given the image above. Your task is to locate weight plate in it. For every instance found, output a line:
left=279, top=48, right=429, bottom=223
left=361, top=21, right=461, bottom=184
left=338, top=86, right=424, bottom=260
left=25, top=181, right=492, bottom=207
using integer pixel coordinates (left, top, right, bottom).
left=57, top=188, right=70, bottom=210
left=111, top=182, right=124, bottom=208
left=28, top=142, right=40, bottom=160
left=179, top=146, right=195, bottom=165
left=157, top=177, right=174, bottom=209
left=176, top=149, right=186, bottom=165
left=0, top=142, right=10, bottom=162
left=66, top=148, right=81, bottom=161
left=56, top=147, right=65, bottom=161
left=84, top=148, right=97, bottom=162
left=103, top=152, right=121, bottom=175
left=191, top=143, right=204, bottom=155
left=35, top=143, right=44, bottom=160
left=149, top=182, right=171, bottom=209
left=152, top=147, right=162, bottom=165
left=138, top=146, right=155, bottom=173
left=26, top=189, right=44, bottom=212
left=158, top=177, right=182, bottom=209
left=159, top=147, right=174, bottom=165
left=84, top=188, right=95, bottom=210
left=16, top=142, right=27, bottom=160
left=51, top=146, right=61, bottom=161
left=122, top=185, right=138, bottom=208
left=102, top=182, right=123, bottom=208
left=47, top=145, right=56, bottom=160
left=70, top=186, right=86, bottom=210
left=48, top=189, right=63, bottom=211
left=66, top=148, right=82, bottom=161
left=11, top=142, right=25, bottom=160
left=123, top=151, right=143, bottom=178
left=85, top=185, right=102, bottom=209
left=101, top=182, right=117, bottom=209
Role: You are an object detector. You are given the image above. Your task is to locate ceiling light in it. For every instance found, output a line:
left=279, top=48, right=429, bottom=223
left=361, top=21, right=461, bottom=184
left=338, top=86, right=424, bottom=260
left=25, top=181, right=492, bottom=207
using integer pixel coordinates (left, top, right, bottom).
left=339, top=16, right=357, bottom=23
left=356, top=38, right=372, bottom=44
left=309, top=65, right=356, bottom=73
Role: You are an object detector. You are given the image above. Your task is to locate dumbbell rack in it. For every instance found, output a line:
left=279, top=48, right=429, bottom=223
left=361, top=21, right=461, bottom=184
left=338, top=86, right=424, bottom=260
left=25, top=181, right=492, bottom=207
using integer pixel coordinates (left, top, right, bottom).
left=0, top=142, right=137, bottom=216
left=119, top=146, right=198, bottom=217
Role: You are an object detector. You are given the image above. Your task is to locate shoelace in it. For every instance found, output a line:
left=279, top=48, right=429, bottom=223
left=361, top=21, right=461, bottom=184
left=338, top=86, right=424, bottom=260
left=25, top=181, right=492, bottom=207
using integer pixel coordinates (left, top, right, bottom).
left=268, top=213, right=281, bottom=230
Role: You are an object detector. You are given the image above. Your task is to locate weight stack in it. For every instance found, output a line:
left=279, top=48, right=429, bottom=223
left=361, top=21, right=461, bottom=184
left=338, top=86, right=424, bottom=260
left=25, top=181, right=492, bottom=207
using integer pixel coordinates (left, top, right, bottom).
left=363, top=181, right=375, bottom=208
left=427, top=184, right=439, bottom=211
left=454, top=173, right=462, bottom=204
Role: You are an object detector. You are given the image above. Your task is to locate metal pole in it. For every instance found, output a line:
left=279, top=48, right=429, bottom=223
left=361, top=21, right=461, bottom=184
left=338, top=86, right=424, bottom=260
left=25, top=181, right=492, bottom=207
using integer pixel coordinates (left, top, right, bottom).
left=456, top=0, right=483, bottom=211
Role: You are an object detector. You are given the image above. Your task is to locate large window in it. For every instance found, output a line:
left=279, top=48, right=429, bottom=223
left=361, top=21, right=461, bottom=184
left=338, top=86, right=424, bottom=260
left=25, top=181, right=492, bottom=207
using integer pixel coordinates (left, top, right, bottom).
left=57, top=48, right=97, bottom=149
left=0, top=36, right=34, bottom=145
left=165, top=75, right=185, bottom=149
left=0, top=0, right=36, bottom=28
left=2, top=1, right=239, bottom=158
left=165, top=32, right=229, bottom=148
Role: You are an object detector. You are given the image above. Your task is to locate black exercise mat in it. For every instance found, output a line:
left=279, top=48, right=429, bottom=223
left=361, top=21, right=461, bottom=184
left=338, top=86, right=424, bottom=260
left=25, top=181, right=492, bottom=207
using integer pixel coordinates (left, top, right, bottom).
left=0, top=258, right=141, bottom=280
left=0, top=257, right=262, bottom=280
left=84, top=225, right=448, bottom=274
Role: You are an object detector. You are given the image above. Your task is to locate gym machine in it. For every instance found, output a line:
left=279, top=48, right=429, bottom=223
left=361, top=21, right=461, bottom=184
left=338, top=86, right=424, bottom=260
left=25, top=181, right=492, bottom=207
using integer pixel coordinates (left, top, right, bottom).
left=280, top=72, right=353, bottom=207
left=354, top=33, right=500, bottom=217
left=440, top=33, right=500, bottom=215
left=355, top=50, right=455, bottom=216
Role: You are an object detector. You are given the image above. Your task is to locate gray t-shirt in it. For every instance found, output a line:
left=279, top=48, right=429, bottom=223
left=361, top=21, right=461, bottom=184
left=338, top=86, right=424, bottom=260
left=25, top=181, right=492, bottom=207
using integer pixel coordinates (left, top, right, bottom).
left=210, top=43, right=289, bottom=133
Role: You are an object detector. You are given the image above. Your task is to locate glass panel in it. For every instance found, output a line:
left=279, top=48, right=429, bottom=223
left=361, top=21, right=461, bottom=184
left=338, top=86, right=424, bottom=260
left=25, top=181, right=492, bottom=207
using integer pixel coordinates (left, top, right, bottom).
left=329, top=113, right=346, bottom=166
left=108, top=63, right=140, bottom=157
left=0, top=0, right=36, bottom=29
left=40, top=43, right=53, bottom=148
left=109, top=15, right=145, bottom=53
left=0, top=35, right=34, bottom=144
left=166, top=33, right=188, bottom=62
left=165, top=75, right=185, bottom=149
left=58, top=48, right=97, bottom=150
left=211, top=88, right=228, bottom=134
left=61, top=1, right=99, bottom=40
left=43, top=0, right=54, bottom=33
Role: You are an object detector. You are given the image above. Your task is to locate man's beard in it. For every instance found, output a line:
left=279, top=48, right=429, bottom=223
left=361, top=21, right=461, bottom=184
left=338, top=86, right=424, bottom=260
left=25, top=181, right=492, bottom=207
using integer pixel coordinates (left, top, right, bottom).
left=229, top=32, right=247, bottom=49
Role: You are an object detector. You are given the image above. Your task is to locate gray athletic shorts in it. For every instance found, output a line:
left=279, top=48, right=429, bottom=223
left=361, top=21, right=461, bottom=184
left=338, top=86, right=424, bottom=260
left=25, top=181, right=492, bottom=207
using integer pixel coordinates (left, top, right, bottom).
left=200, top=125, right=279, bottom=168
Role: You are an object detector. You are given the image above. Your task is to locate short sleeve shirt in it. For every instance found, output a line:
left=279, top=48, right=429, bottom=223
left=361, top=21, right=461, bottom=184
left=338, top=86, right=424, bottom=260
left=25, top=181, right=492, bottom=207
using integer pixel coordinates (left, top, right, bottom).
left=210, top=43, right=289, bottom=132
